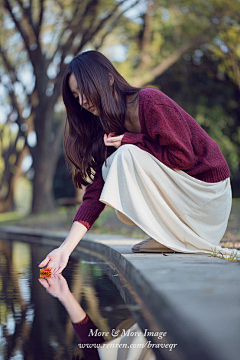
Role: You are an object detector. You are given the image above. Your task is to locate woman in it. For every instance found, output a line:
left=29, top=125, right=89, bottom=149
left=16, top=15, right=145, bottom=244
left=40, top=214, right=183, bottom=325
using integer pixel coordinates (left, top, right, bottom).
left=39, top=50, right=237, bottom=274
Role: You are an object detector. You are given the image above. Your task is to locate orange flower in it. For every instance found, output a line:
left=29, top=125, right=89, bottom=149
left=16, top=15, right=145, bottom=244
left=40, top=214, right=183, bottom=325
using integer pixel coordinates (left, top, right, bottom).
left=40, top=267, right=52, bottom=279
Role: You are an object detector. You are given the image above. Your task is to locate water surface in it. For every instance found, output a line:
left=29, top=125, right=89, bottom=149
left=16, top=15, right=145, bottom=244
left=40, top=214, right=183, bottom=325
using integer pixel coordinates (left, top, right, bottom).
left=0, top=238, right=156, bottom=360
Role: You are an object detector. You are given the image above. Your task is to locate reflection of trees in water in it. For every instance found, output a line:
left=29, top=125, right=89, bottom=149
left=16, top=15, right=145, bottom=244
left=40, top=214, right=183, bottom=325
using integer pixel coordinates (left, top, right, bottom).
left=0, top=240, right=132, bottom=359
left=0, top=240, right=28, bottom=359
left=81, top=263, right=112, bottom=342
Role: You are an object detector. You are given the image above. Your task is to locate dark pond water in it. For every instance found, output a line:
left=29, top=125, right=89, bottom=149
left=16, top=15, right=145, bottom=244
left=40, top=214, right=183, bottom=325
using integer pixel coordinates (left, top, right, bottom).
left=0, top=238, right=156, bottom=360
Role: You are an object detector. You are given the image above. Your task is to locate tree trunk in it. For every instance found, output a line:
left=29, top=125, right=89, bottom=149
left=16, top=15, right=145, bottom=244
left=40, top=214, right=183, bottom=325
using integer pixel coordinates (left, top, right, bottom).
left=0, top=146, right=28, bottom=213
left=31, top=155, right=56, bottom=213
left=31, top=109, right=64, bottom=213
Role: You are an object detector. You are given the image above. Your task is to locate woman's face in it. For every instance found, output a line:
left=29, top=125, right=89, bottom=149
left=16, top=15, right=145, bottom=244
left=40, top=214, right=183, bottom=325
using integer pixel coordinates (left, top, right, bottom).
left=68, top=73, right=99, bottom=116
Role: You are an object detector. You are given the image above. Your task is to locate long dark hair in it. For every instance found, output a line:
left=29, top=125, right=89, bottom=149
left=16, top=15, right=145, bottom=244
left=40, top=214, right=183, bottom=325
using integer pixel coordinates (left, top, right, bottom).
left=62, top=50, right=140, bottom=188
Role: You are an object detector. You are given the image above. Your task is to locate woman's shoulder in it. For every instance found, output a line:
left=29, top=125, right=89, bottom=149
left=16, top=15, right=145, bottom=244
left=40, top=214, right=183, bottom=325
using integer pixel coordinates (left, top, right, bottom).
left=139, top=88, right=176, bottom=108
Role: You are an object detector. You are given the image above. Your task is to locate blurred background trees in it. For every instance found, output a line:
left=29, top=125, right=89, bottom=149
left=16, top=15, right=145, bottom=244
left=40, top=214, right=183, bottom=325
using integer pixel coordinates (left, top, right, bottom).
left=1, top=0, right=240, bottom=216
left=0, top=0, right=141, bottom=213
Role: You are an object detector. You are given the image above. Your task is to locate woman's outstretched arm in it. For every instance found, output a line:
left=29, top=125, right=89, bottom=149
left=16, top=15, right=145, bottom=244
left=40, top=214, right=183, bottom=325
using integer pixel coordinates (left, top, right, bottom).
left=39, top=167, right=106, bottom=273
left=38, top=221, right=87, bottom=274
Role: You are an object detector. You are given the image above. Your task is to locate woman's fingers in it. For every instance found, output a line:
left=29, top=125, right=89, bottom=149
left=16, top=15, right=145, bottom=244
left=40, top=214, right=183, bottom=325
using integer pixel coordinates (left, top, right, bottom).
left=38, top=256, right=49, bottom=268
left=109, top=134, right=123, bottom=141
left=56, top=265, right=65, bottom=274
left=103, top=133, right=109, bottom=146
left=38, top=278, right=49, bottom=288
left=53, top=266, right=62, bottom=274
left=56, top=273, right=63, bottom=280
left=104, top=133, right=122, bottom=141
left=107, top=136, right=121, bottom=142
left=47, top=260, right=60, bottom=273
left=104, top=134, right=123, bottom=142
left=104, top=133, right=124, bottom=148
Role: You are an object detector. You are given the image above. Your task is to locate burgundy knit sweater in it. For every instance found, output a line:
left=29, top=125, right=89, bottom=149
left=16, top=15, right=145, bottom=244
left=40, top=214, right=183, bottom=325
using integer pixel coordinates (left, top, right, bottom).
left=73, top=88, right=230, bottom=229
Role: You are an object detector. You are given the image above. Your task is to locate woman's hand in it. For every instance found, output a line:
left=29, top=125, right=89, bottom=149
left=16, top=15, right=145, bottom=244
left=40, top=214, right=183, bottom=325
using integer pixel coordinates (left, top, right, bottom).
left=38, top=222, right=87, bottom=274
left=38, top=273, right=70, bottom=302
left=104, top=133, right=124, bottom=149
left=38, top=247, right=70, bottom=274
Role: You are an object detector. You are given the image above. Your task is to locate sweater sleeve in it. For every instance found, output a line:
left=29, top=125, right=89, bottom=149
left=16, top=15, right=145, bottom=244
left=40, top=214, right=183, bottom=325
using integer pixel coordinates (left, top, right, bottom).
left=73, top=169, right=105, bottom=230
left=72, top=314, right=104, bottom=360
left=72, top=314, right=105, bottom=344
left=122, top=97, right=197, bottom=170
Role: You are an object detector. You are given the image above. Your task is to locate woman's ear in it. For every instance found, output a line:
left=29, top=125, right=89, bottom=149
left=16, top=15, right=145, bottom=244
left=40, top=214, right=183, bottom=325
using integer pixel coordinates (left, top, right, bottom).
left=109, top=73, right=114, bottom=86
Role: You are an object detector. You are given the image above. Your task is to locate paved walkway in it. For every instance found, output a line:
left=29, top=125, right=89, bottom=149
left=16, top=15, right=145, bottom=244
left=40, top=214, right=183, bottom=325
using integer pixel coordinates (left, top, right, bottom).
left=0, top=226, right=239, bottom=360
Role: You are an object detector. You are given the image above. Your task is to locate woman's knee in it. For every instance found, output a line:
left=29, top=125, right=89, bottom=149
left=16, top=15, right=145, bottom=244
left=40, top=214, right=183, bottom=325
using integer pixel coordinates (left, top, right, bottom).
left=115, top=144, right=140, bottom=163
left=102, top=145, right=137, bottom=177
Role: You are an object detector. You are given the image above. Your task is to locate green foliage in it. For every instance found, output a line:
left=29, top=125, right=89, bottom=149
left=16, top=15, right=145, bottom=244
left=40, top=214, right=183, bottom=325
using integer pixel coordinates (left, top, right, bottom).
left=195, top=104, right=240, bottom=174
left=108, top=0, right=240, bottom=90
left=156, top=53, right=240, bottom=189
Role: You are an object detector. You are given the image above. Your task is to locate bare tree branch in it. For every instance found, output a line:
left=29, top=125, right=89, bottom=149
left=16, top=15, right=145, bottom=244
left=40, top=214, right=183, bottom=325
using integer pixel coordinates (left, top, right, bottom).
left=0, top=139, right=28, bottom=212
left=0, top=46, right=32, bottom=107
left=36, top=0, right=45, bottom=37
left=50, top=18, right=76, bottom=62
left=76, top=0, right=128, bottom=54
left=0, top=121, right=28, bottom=212
left=4, top=0, right=31, bottom=58
left=15, top=0, right=35, bottom=33
left=52, top=0, right=140, bottom=101
left=50, top=0, right=97, bottom=63
left=0, top=64, right=32, bottom=140
left=4, top=86, right=33, bottom=137
left=95, top=0, right=140, bottom=50
left=52, top=0, right=104, bottom=84
left=133, top=37, right=209, bottom=87
left=2, top=83, right=24, bottom=125
left=3, top=0, right=40, bottom=68
left=138, top=0, right=156, bottom=70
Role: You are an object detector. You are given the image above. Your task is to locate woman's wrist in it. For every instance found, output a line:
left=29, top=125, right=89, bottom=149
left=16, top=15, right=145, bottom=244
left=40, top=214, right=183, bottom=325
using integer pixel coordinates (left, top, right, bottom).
left=58, top=288, right=73, bottom=304
left=59, top=238, right=75, bottom=255
left=59, top=291, right=87, bottom=323
left=59, top=221, right=88, bottom=255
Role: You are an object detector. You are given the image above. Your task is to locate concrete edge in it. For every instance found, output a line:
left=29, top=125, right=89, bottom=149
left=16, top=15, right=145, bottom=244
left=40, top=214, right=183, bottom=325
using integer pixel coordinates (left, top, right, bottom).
left=0, top=225, right=236, bottom=360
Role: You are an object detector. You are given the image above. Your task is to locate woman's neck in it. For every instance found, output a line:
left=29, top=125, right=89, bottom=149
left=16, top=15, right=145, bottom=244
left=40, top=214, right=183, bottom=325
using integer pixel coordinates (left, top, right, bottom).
left=125, top=93, right=141, bottom=133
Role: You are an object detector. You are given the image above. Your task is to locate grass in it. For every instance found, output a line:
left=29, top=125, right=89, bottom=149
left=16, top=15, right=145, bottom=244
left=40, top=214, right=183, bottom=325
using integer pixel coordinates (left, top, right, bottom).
left=0, top=212, right=25, bottom=222
left=0, top=205, right=148, bottom=237
left=0, top=199, right=240, bottom=257
left=0, top=206, right=77, bottom=231
left=211, top=247, right=240, bottom=263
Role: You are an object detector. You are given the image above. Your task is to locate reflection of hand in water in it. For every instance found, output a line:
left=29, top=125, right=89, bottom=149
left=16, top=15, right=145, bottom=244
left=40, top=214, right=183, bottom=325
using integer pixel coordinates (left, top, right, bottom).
left=38, top=273, right=70, bottom=301
left=38, top=273, right=87, bottom=324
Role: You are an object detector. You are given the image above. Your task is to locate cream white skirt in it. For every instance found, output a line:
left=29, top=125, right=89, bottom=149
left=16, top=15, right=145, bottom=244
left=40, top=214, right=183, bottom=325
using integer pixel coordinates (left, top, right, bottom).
left=100, top=144, right=239, bottom=258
